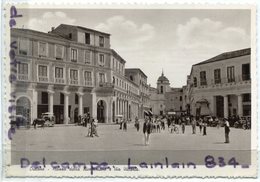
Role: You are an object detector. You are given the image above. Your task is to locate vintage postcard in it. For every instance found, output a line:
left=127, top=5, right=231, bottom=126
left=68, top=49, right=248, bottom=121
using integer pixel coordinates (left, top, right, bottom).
left=2, top=2, right=257, bottom=178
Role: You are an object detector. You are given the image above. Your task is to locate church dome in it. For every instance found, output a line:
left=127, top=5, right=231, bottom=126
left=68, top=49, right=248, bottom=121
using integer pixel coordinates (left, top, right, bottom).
left=157, top=72, right=169, bottom=82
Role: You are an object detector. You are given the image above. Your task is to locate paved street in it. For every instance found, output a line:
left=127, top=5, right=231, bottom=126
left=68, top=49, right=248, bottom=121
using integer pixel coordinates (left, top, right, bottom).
left=11, top=123, right=251, bottom=165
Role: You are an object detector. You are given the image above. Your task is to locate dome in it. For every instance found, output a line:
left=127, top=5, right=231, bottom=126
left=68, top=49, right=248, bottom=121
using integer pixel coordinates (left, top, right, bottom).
left=157, top=72, right=169, bottom=82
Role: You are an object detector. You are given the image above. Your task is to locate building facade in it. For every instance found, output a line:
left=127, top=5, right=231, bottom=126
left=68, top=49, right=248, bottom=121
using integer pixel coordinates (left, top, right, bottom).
left=149, top=72, right=183, bottom=115
left=186, top=48, right=251, bottom=118
left=125, top=68, right=150, bottom=118
left=12, top=24, right=146, bottom=124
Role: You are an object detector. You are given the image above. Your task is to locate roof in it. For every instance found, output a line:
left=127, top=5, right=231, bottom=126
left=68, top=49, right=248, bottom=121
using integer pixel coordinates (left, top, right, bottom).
left=11, top=28, right=68, bottom=41
left=59, top=24, right=110, bottom=36
left=125, top=68, right=147, bottom=78
left=112, top=49, right=126, bottom=64
left=157, top=72, right=169, bottom=82
left=194, top=48, right=251, bottom=66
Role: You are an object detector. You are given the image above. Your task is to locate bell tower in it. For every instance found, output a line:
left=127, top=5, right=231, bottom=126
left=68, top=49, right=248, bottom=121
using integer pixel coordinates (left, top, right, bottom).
left=157, top=69, right=170, bottom=94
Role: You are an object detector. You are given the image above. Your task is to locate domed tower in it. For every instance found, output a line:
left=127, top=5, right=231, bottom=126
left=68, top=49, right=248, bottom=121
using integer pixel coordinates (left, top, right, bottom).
left=157, top=70, right=170, bottom=94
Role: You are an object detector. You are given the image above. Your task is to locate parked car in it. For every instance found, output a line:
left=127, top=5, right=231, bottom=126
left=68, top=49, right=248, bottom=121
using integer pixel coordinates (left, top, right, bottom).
left=33, top=112, right=55, bottom=128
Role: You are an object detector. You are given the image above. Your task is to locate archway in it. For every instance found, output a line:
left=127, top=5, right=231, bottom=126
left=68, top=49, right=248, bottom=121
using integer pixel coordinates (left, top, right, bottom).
left=97, top=100, right=106, bottom=123
left=16, top=96, right=31, bottom=125
left=74, top=107, right=78, bottom=123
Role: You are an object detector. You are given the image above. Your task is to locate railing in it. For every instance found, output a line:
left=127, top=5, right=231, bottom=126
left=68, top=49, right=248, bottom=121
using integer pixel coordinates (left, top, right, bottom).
left=55, top=78, right=65, bottom=84
left=70, top=79, right=78, bottom=85
left=17, top=74, right=28, bottom=81
left=99, top=82, right=114, bottom=88
left=195, top=75, right=250, bottom=89
left=38, top=76, right=48, bottom=82
left=84, top=80, right=93, bottom=86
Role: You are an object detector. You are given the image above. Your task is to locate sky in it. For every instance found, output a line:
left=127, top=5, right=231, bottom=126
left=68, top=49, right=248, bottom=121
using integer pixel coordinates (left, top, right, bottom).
left=17, top=8, right=251, bottom=87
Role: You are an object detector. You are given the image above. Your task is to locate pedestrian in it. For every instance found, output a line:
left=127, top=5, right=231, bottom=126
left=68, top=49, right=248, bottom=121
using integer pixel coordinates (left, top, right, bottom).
left=143, top=118, right=151, bottom=146
left=203, top=121, right=207, bottom=136
left=199, top=118, right=203, bottom=133
left=119, top=118, right=123, bottom=130
left=135, top=117, right=139, bottom=132
left=224, top=118, right=230, bottom=143
left=123, top=119, right=127, bottom=131
left=191, top=117, right=196, bottom=134
left=93, top=119, right=99, bottom=137
left=181, top=119, right=185, bottom=134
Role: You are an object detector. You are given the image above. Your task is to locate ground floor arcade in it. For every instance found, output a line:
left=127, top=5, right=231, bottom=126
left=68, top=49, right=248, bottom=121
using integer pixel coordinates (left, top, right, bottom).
left=13, top=83, right=141, bottom=124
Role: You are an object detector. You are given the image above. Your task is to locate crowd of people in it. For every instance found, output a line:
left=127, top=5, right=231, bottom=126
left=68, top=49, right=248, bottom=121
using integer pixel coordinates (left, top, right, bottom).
left=76, top=112, right=245, bottom=145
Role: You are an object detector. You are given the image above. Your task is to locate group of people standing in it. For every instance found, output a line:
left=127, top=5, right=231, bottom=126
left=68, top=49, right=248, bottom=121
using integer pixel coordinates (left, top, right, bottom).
left=78, top=113, right=99, bottom=137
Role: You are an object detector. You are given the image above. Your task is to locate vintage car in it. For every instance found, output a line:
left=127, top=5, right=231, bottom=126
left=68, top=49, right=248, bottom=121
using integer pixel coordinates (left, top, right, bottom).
left=33, top=112, right=55, bottom=127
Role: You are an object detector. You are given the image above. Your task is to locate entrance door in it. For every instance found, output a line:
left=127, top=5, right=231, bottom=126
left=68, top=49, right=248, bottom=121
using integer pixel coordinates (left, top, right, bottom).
left=216, top=96, right=224, bottom=118
left=97, top=100, right=106, bottom=123
left=74, top=108, right=78, bottom=123
left=53, top=105, right=64, bottom=124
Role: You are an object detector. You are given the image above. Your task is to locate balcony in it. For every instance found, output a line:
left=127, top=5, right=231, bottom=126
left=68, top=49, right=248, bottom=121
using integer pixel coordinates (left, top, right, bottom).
left=38, top=76, right=48, bottom=82
left=55, top=78, right=65, bottom=84
left=84, top=80, right=93, bottom=86
left=99, top=82, right=114, bottom=88
left=69, top=79, right=79, bottom=85
left=195, top=75, right=250, bottom=89
left=17, top=74, right=28, bottom=81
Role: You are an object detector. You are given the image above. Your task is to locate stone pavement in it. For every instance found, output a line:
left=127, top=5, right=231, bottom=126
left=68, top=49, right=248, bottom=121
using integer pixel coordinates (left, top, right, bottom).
left=11, top=123, right=251, bottom=165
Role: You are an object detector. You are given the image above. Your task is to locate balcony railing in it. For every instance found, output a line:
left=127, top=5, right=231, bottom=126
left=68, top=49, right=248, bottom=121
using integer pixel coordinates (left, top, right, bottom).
left=55, top=78, right=65, bottom=84
left=84, top=80, right=93, bottom=86
left=17, top=74, right=28, bottom=81
left=70, top=79, right=79, bottom=85
left=195, top=75, right=250, bottom=89
left=38, top=76, right=48, bottom=82
left=99, top=82, right=114, bottom=88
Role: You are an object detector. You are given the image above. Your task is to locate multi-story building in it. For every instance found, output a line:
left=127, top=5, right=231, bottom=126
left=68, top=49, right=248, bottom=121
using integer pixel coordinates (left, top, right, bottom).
left=12, top=24, right=145, bottom=124
left=125, top=68, right=150, bottom=118
left=186, top=48, right=251, bottom=118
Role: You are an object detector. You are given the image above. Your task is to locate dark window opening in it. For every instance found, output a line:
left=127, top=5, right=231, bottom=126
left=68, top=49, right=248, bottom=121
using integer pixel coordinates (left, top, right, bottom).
left=41, top=92, right=48, bottom=104
left=214, top=69, right=221, bottom=84
left=85, top=33, right=90, bottom=44
left=60, top=93, right=64, bottom=105
left=242, top=63, right=250, bottom=81
left=75, top=94, right=78, bottom=104
left=160, top=86, right=163, bottom=94
left=200, top=71, right=207, bottom=86
left=180, top=96, right=182, bottom=101
left=68, top=33, right=72, bottom=39
left=243, top=93, right=251, bottom=102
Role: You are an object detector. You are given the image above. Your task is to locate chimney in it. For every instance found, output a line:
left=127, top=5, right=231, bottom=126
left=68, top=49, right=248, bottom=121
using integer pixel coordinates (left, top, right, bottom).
left=51, top=27, right=55, bottom=31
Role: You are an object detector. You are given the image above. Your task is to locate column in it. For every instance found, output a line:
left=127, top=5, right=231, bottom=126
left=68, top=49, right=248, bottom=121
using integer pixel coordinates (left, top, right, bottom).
left=91, top=92, right=97, bottom=119
left=116, top=98, right=118, bottom=115
left=237, top=94, right=243, bottom=117
left=224, top=95, right=229, bottom=118
left=32, top=88, right=38, bottom=122
left=48, top=90, right=54, bottom=114
left=78, top=93, right=83, bottom=116
left=64, top=92, right=69, bottom=124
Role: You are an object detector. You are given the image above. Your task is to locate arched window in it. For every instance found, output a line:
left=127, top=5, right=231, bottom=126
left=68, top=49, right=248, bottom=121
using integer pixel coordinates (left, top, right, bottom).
left=160, top=86, right=163, bottom=94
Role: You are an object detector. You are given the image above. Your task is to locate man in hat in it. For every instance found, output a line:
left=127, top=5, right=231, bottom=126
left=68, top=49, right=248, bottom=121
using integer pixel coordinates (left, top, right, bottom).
left=224, top=118, right=230, bottom=143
